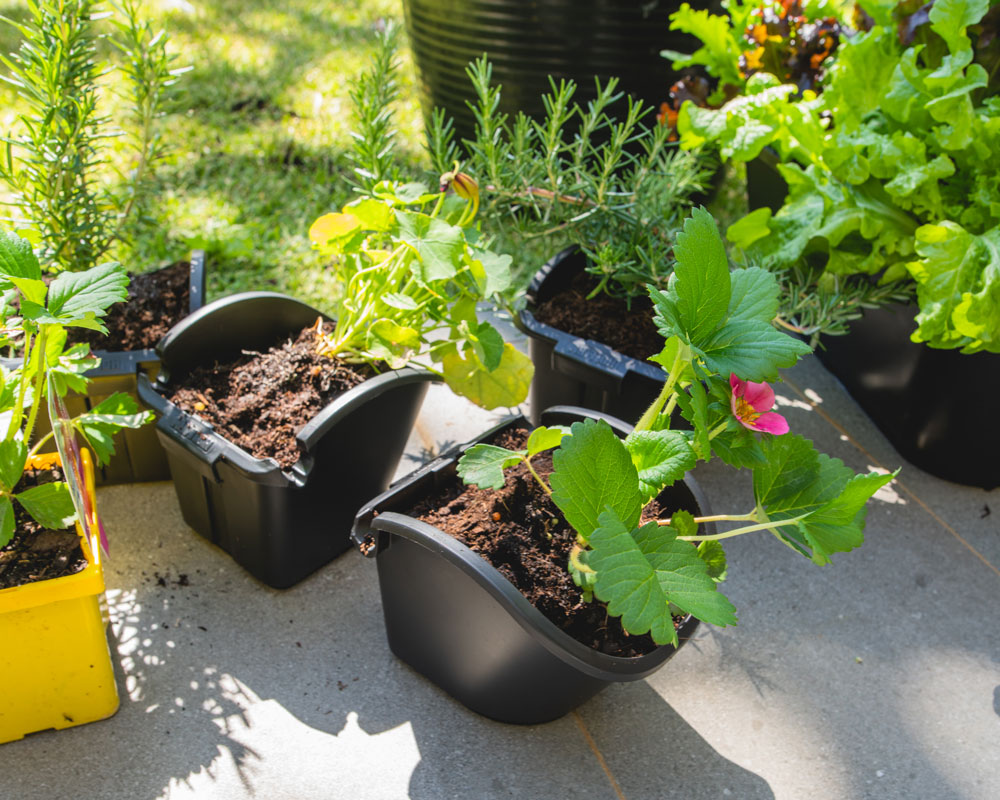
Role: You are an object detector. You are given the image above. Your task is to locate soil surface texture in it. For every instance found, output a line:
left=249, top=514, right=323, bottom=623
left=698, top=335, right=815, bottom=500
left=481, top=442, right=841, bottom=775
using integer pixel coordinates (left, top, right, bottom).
left=0, top=465, right=86, bottom=590
left=70, top=260, right=192, bottom=352
left=407, top=428, right=682, bottom=658
left=532, top=272, right=663, bottom=361
left=168, top=323, right=375, bottom=469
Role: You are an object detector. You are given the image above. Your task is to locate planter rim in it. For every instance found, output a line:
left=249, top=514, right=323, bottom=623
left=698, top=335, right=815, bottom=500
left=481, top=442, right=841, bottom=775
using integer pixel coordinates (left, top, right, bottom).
left=84, top=249, right=207, bottom=376
left=0, top=450, right=103, bottom=613
left=516, top=246, right=666, bottom=385
left=139, top=291, right=438, bottom=481
left=354, top=405, right=709, bottom=682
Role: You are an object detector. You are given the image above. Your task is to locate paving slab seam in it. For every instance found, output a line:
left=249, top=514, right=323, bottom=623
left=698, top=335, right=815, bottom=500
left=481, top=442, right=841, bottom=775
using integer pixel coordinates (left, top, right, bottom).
left=572, top=710, right=627, bottom=800
left=783, top=376, right=1000, bottom=580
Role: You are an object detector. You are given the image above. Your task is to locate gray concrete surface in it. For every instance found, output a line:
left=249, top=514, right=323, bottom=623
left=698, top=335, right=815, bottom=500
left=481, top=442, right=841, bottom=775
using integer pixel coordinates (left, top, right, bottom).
left=1, top=344, right=998, bottom=798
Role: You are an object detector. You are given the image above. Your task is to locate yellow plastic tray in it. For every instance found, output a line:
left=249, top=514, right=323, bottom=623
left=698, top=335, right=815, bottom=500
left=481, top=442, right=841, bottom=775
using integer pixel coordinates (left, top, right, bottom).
left=0, top=451, right=119, bottom=744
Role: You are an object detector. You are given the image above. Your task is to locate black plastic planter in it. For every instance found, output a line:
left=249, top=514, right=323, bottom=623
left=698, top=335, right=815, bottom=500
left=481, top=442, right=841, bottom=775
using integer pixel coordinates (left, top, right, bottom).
left=403, top=0, right=710, bottom=144
left=30, top=252, right=207, bottom=485
left=817, top=304, right=1000, bottom=489
left=352, top=406, right=707, bottom=724
left=517, top=248, right=665, bottom=424
left=137, top=292, right=432, bottom=589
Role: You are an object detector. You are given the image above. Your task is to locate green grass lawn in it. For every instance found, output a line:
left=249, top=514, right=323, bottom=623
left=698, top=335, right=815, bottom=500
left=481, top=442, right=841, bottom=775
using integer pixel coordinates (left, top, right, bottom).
left=0, top=0, right=746, bottom=313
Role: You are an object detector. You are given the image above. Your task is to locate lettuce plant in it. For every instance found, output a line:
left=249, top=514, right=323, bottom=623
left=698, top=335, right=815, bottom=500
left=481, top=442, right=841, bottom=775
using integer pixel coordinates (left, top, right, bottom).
left=457, top=210, right=896, bottom=646
left=309, top=174, right=533, bottom=410
left=0, top=229, right=152, bottom=547
left=677, top=0, right=1000, bottom=353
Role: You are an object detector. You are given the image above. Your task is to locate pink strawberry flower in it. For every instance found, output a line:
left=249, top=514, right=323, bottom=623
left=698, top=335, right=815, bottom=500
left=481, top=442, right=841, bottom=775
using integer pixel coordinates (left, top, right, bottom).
left=729, top=374, right=789, bottom=435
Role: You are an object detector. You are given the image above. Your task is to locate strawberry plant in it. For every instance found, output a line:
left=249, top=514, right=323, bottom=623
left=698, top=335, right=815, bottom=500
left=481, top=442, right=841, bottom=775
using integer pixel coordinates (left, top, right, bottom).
left=457, top=209, right=897, bottom=645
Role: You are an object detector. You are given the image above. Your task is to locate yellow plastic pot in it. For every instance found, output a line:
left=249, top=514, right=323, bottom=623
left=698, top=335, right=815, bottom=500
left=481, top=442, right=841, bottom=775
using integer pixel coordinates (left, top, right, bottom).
left=0, top=450, right=119, bottom=744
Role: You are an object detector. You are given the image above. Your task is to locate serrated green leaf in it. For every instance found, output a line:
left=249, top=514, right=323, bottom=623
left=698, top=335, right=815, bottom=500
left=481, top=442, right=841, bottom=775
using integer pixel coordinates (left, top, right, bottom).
left=0, top=495, right=13, bottom=547
left=694, top=320, right=811, bottom=382
left=457, top=443, right=526, bottom=489
left=669, top=509, right=698, bottom=538
left=791, top=469, right=897, bottom=565
left=396, top=212, right=464, bottom=282
left=671, top=208, right=732, bottom=342
left=11, top=277, right=47, bottom=306
left=625, top=429, right=696, bottom=502
left=0, top=438, right=28, bottom=491
left=697, top=540, right=728, bottom=582
left=525, top=425, right=569, bottom=458
left=589, top=510, right=737, bottom=645
left=33, top=262, right=129, bottom=330
left=550, top=419, right=642, bottom=543
left=727, top=266, right=782, bottom=324
left=15, top=481, right=77, bottom=530
left=441, top=342, right=532, bottom=409
left=0, top=228, right=42, bottom=282
left=71, top=392, right=154, bottom=465
left=676, top=378, right=711, bottom=460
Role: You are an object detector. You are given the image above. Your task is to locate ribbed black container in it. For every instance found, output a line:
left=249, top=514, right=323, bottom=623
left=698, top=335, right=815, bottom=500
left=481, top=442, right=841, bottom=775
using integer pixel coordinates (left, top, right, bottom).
left=138, top=292, right=432, bottom=588
left=353, top=406, right=705, bottom=724
left=818, top=304, right=1000, bottom=489
left=403, top=0, right=707, bottom=142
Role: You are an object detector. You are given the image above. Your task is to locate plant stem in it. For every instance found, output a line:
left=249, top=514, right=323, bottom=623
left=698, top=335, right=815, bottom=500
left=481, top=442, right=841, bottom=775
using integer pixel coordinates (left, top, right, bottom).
left=678, top=515, right=805, bottom=542
left=6, top=332, right=34, bottom=440
left=523, top=456, right=552, bottom=496
left=634, top=343, right=687, bottom=432
left=22, top=327, right=48, bottom=446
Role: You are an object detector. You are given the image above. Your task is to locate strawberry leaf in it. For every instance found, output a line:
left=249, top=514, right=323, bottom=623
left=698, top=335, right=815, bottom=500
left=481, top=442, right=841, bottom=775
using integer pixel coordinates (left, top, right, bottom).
left=550, top=418, right=642, bottom=543
left=457, top=444, right=525, bottom=490
left=625, top=429, right=696, bottom=502
left=588, top=509, right=738, bottom=645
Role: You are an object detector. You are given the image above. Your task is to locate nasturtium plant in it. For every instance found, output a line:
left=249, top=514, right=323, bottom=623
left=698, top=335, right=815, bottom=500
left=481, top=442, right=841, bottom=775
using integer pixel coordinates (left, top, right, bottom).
left=674, top=0, right=1000, bottom=353
left=309, top=172, right=532, bottom=409
left=457, top=210, right=897, bottom=646
left=0, top=228, right=153, bottom=547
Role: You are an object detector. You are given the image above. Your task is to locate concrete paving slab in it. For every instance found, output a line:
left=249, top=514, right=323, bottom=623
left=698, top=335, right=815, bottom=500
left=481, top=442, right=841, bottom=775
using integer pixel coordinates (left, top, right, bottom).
left=1, top=349, right=997, bottom=800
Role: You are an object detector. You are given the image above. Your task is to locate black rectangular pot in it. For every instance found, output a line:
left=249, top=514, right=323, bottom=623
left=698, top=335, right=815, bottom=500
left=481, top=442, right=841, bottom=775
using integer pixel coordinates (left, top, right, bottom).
left=817, top=303, right=1000, bottom=489
left=138, top=292, right=433, bottom=588
left=517, top=248, right=666, bottom=425
left=352, top=405, right=707, bottom=724
left=29, top=252, right=207, bottom=485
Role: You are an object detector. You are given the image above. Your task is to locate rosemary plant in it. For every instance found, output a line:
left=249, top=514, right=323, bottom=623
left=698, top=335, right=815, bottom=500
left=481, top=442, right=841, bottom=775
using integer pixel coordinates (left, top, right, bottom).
left=0, top=0, right=184, bottom=273
left=425, top=56, right=717, bottom=301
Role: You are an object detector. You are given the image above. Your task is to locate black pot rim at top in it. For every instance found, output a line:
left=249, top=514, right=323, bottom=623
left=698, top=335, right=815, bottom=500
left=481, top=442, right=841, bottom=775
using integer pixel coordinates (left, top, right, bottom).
left=353, top=405, right=708, bottom=682
left=517, top=247, right=666, bottom=387
left=138, top=291, right=436, bottom=483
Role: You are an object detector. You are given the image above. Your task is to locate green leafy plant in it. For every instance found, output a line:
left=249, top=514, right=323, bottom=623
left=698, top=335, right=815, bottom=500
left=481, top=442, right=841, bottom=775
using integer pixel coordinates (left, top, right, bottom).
left=309, top=173, right=532, bottom=410
left=0, top=228, right=152, bottom=547
left=677, top=0, right=1000, bottom=353
left=423, top=56, right=716, bottom=302
left=457, top=209, right=896, bottom=646
left=663, top=0, right=848, bottom=103
left=0, top=0, right=185, bottom=273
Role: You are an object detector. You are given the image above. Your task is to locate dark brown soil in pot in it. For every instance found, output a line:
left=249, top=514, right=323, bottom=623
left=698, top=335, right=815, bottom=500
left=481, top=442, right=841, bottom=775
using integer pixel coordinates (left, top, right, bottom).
left=532, top=272, right=662, bottom=361
left=167, top=322, right=376, bottom=469
left=0, top=465, right=86, bottom=590
left=69, top=260, right=193, bottom=352
left=406, top=428, right=684, bottom=658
